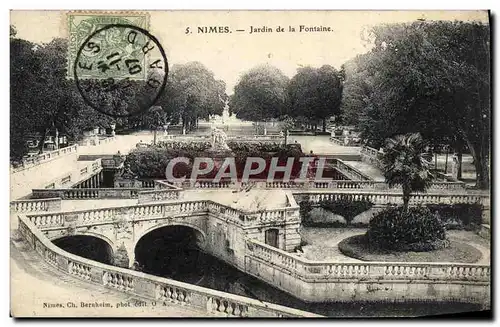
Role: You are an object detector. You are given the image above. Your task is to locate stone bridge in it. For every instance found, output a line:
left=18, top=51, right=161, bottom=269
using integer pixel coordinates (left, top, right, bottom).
left=14, top=185, right=491, bottom=307
left=23, top=194, right=302, bottom=269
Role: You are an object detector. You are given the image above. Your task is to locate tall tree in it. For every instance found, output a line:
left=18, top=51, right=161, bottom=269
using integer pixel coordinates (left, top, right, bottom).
left=158, top=62, right=227, bottom=132
left=229, top=64, right=289, bottom=124
left=287, top=65, right=344, bottom=131
left=10, top=33, right=38, bottom=160
left=10, top=35, right=116, bottom=161
left=341, top=21, right=490, bottom=188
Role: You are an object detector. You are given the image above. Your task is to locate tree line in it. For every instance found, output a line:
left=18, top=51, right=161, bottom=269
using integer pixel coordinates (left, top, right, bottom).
left=229, top=64, right=344, bottom=132
left=340, top=21, right=490, bottom=189
left=10, top=26, right=226, bottom=161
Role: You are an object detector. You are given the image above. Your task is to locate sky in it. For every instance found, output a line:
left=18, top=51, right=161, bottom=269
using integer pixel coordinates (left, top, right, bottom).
left=10, top=10, right=489, bottom=94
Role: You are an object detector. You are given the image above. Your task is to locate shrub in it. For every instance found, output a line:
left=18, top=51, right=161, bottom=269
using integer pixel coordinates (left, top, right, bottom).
left=318, top=198, right=373, bottom=225
left=125, top=147, right=195, bottom=178
left=299, top=199, right=373, bottom=227
left=299, top=201, right=313, bottom=224
left=366, top=206, right=447, bottom=252
left=126, top=142, right=305, bottom=179
left=426, top=204, right=483, bottom=229
left=113, top=244, right=129, bottom=268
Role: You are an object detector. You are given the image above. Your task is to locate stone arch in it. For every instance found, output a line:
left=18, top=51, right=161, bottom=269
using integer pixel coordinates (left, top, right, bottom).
left=50, top=233, right=115, bottom=265
left=50, top=231, right=116, bottom=251
left=134, top=221, right=207, bottom=250
left=132, top=222, right=208, bottom=276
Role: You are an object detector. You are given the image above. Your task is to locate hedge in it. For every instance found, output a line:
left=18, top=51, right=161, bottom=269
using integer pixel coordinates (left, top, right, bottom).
left=366, top=206, right=448, bottom=252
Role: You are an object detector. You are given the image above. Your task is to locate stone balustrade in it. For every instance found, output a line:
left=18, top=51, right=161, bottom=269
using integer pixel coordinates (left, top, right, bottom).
left=330, top=136, right=361, bottom=147
left=360, top=146, right=384, bottom=170
left=160, top=135, right=284, bottom=144
left=360, top=145, right=380, bottom=158
left=31, top=188, right=146, bottom=200
left=245, top=239, right=490, bottom=304
left=247, top=239, right=490, bottom=283
left=42, top=158, right=103, bottom=190
left=17, top=215, right=320, bottom=318
left=360, top=145, right=435, bottom=175
left=329, top=137, right=344, bottom=146
left=26, top=200, right=210, bottom=229
left=153, top=180, right=182, bottom=190
left=296, top=190, right=489, bottom=208
left=10, top=198, right=62, bottom=213
left=138, top=189, right=181, bottom=203
left=169, top=178, right=466, bottom=192
left=193, top=180, right=233, bottom=189
left=10, top=144, right=79, bottom=174
left=331, top=159, right=372, bottom=181
left=26, top=194, right=300, bottom=231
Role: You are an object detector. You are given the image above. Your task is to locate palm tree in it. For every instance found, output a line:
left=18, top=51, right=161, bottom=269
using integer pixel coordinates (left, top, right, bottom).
left=381, top=133, right=432, bottom=212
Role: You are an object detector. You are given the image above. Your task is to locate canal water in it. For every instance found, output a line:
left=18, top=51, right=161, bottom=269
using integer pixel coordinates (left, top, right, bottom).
left=133, top=227, right=483, bottom=318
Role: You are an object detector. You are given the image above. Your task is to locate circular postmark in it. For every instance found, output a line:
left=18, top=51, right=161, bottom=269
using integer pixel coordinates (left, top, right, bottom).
left=74, top=24, right=168, bottom=118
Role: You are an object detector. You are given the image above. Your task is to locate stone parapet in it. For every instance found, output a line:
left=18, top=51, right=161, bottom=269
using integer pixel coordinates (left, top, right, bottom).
left=17, top=215, right=320, bottom=318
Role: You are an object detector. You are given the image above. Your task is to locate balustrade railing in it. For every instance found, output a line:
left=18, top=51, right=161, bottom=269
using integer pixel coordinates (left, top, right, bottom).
left=153, top=180, right=182, bottom=190
left=31, top=188, right=145, bottom=200
left=297, top=191, right=489, bottom=207
left=10, top=144, right=79, bottom=173
left=17, top=215, right=319, bottom=317
left=10, top=198, right=61, bottom=213
left=159, top=135, right=284, bottom=144
left=331, top=159, right=372, bottom=181
left=138, top=189, right=181, bottom=203
left=26, top=200, right=210, bottom=229
left=168, top=178, right=466, bottom=192
left=26, top=195, right=299, bottom=231
left=330, top=136, right=361, bottom=147
left=360, top=145, right=379, bottom=158
left=247, top=239, right=490, bottom=283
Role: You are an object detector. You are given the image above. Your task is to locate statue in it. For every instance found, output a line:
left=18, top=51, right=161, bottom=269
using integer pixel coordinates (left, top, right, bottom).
left=210, top=127, right=231, bottom=151
left=121, top=162, right=135, bottom=179
left=451, top=154, right=459, bottom=180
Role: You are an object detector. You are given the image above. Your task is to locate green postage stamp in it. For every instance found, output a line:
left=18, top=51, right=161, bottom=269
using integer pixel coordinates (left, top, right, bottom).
left=66, top=11, right=150, bottom=80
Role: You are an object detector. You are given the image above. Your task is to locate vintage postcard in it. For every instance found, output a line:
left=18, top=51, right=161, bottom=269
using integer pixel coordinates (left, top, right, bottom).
left=10, top=10, right=491, bottom=318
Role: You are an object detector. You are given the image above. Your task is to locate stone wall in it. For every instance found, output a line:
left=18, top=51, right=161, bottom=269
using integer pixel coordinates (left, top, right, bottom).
left=17, top=214, right=319, bottom=317
left=244, top=239, right=490, bottom=306
left=10, top=146, right=80, bottom=199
